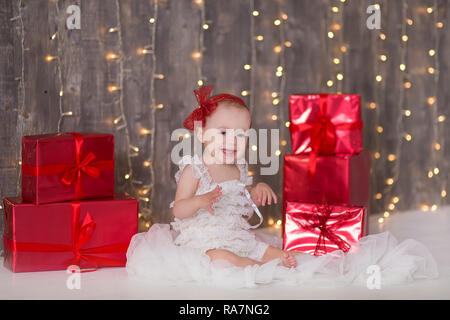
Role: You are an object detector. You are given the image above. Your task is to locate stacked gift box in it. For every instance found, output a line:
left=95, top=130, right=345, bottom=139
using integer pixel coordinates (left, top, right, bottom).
left=3, top=132, right=138, bottom=272
left=282, top=93, right=370, bottom=256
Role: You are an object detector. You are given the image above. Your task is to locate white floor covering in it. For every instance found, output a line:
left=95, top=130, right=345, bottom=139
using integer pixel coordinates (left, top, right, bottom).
left=1, top=207, right=449, bottom=300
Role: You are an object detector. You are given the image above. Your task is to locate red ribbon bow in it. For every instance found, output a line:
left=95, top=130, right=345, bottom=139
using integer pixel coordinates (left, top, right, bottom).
left=183, top=85, right=249, bottom=130
left=293, top=204, right=361, bottom=256
left=3, top=202, right=129, bottom=273
left=289, top=94, right=363, bottom=176
left=60, top=152, right=101, bottom=187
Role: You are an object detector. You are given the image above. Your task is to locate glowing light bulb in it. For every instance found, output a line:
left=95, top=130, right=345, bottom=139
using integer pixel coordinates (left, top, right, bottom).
left=387, top=154, right=396, bottom=161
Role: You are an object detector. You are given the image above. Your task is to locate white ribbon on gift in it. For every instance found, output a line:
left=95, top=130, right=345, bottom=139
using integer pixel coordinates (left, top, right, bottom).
left=238, top=182, right=263, bottom=229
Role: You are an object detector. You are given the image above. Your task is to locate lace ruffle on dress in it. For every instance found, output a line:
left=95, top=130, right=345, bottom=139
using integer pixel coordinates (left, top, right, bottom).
left=126, top=154, right=439, bottom=288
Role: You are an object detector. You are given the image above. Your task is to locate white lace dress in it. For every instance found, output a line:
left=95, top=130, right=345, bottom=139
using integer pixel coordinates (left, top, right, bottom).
left=168, top=154, right=269, bottom=261
left=126, top=154, right=439, bottom=288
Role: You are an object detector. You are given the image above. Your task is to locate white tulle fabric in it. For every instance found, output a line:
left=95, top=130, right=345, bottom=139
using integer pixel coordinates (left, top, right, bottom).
left=126, top=154, right=439, bottom=288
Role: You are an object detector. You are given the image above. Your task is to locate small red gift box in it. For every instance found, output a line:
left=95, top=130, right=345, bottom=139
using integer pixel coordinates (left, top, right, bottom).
left=2, top=194, right=138, bottom=273
left=283, top=201, right=366, bottom=256
left=283, top=152, right=370, bottom=208
left=22, top=132, right=114, bottom=204
left=289, top=94, right=363, bottom=175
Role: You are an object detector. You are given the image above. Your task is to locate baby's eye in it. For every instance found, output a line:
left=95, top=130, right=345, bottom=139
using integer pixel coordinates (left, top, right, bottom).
left=220, top=130, right=226, bottom=135
left=236, top=133, right=245, bottom=138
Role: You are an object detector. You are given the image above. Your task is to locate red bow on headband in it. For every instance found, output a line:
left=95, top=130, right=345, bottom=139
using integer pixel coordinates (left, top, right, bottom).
left=183, top=85, right=248, bottom=130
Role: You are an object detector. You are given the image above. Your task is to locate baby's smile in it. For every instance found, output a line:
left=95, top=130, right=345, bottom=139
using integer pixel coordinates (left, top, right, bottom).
left=221, top=147, right=237, bottom=157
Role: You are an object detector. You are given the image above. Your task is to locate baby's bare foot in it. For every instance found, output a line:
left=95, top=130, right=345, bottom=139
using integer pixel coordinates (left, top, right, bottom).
left=281, top=252, right=297, bottom=268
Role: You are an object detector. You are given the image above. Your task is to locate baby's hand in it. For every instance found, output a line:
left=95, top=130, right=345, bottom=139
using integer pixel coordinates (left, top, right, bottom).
left=196, top=185, right=222, bottom=215
left=250, top=182, right=277, bottom=207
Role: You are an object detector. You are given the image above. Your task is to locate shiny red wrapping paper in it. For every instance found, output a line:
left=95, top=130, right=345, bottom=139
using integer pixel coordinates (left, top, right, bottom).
left=283, top=201, right=366, bottom=256
left=289, top=93, right=363, bottom=155
left=22, top=132, right=115, bottom=204
left=283, top=152, right=370, bottom=207
left=2, top=194, right=138, bottom=273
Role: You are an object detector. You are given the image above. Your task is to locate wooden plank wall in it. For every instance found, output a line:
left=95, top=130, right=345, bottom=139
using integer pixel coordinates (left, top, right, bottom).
left=0, top=0, right=449, bottom=255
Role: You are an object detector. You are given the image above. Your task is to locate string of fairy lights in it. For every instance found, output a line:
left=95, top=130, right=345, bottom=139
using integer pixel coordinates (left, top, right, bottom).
left=375, top=0, right=408, bottom=224
left=326, top=0, right=346, bottom=93
left=243, top=2, right=292, bottom=229
left=142, top=0, right=160, bottom=229
left=429, top=0, right=446, bottom=210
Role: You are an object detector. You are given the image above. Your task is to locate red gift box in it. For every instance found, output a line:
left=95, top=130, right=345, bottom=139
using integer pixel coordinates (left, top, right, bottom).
left=22, top=132, right=115, bottom=204
left=283, top=201, right=366, bottom=256
left=289, top=94, right=363, bottom=175
left=2, top=194, right=138, bottom=273
left=283, top=152, right=370, bottom=208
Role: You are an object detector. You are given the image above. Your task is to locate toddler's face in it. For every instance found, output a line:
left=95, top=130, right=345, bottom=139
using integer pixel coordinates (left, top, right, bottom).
left=196, top=102, right=251, bottom=165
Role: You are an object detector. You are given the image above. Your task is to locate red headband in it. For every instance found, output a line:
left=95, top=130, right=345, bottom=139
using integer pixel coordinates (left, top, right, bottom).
left=183, top=85, right=249, bottom=130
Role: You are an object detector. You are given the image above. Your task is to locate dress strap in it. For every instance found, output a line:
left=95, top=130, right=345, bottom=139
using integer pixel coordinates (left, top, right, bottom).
left=239, top=182, right=263, bottom=229
left=237, top=159, right=253, bottom=186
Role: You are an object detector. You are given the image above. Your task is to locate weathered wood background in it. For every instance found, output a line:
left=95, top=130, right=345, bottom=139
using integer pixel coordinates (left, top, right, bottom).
left=0, top=0, right=449, bottom=254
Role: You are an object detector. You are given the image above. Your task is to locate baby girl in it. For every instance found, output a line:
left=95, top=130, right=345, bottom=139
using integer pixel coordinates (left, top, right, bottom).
left=170, top=85, right=298, bottom=268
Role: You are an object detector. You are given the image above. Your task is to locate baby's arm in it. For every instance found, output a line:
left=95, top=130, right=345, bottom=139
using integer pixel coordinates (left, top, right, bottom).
left=172, top=164, right=222, bottom=219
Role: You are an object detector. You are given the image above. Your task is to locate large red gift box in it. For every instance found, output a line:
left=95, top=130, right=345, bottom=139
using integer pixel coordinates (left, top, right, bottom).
left=2, top=194, right=138, bottom=273
left=283, top=152, right=370, bottom=208
left=22, top=132, right=115, bottom=204
left=289, top=94, right=363, bottom=175
left=283, top=201, right=366, bottom=256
